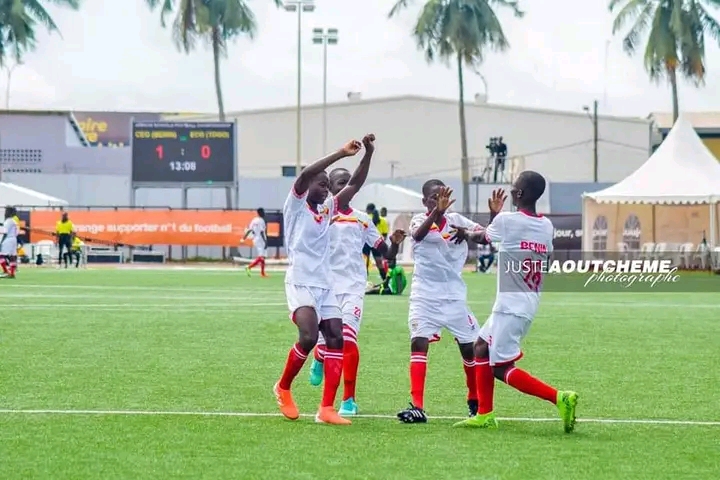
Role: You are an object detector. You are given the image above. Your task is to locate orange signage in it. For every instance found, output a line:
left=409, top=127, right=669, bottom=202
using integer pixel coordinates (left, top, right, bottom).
left=30, top=210, right=279, bottom=247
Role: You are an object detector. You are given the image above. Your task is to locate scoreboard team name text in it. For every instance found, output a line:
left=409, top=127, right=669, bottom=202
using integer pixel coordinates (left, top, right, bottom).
left=134, top=130, right=230, bottom=139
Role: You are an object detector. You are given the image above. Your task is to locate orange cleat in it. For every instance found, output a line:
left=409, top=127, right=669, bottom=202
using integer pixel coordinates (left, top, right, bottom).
left=315, top=406, right=352, bottom=425
left=273, top=382, right=299, bottom=420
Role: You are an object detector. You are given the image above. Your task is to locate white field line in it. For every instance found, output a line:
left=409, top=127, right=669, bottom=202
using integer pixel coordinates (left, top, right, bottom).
left=3, top=303, right=286, bottom=309
left=0, top=408, right=717, bottom=426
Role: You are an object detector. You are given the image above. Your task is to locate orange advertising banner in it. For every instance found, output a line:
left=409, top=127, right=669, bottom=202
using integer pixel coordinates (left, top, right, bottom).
left=29, top=210, right=280, bottom=247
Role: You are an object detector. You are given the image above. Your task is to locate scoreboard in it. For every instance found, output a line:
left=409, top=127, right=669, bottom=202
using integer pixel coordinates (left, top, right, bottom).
left=131, top=122, right=236, bottom=185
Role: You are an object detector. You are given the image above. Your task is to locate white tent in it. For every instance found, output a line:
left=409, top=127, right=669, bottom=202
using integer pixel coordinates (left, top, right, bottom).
left=582, top=115, right=720, bottom=249
left=584, top=115, right=720, bottom=204
left=0, top=182, right=69, bottom=208
left=351, top=183, right=423, bottom=213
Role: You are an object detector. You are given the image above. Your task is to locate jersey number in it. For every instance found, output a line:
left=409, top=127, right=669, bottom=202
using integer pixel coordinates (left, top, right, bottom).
left=522, top=258, right=543, bottom=292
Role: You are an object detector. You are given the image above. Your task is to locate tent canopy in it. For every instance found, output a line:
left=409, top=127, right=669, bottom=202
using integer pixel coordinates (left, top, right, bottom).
left=0, top=182, right=68, bottom=207
left=583, top=115, right=720, bottom=204
left=351, top=183, right=423, bottom=212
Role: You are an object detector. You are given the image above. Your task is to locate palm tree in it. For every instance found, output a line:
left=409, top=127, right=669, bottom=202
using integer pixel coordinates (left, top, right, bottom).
left=0, top=0, right=80, bottom=66
left=610, top=0, right=720, bottom=123
left=389, top=0, right=523, bottom=212
left=146, top=0, right=280, bottom=120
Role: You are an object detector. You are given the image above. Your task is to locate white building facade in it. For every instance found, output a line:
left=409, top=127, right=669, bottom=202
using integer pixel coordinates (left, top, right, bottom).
left=173, top=95, right=653, bottom=182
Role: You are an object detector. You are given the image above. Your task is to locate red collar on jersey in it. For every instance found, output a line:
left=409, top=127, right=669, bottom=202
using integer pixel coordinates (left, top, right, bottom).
left=519, top=209, right=542, bottom=218
left=425, top=211, right=447, bottom=230
left=337, top=206, right=353, bottom=215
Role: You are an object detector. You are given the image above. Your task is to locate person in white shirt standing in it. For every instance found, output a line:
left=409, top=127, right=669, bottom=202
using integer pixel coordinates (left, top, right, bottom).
left=244, top=208, right=268, bottom=277
left=397, top=182, right=485, bottom=424
left=308, top=151, right=407, bottom=417
left=274, top=134, right=374, bottom=426
left=453, top=171, right=578, bottom=433
left=0, top=206, right=19, bottom=279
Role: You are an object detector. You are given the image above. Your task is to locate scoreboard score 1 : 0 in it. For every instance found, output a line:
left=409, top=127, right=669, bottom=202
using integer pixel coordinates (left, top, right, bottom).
left=131, top=122, right=236, bottom=184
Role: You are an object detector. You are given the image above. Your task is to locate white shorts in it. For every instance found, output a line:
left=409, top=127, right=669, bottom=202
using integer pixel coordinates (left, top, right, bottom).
left=285, top=284, right=341, bottom=322
left=253, top=242, right=266, bottom=258
left=0, top=239, right=17, bottom=256
left=318, top=293, right=364, bottom=347
left=478, top=312, right=532, bottom=366
left=408, top=296, right=480, bottom=345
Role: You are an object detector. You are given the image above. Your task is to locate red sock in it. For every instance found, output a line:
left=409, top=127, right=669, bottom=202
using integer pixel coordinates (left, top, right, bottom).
left=278, top=343, right=308, bottom=390
left=321, top=348, right=343, bottom=407
left=259, top=257, right=266, bottom=275
left=314, top=344, right=326, bottom=362
left=0, top=258, right=7, bottom=274
left=248, top=257, right=261, bottom=269
left=342, top=340, right=359, bottom=401
left=463, top=359, right=477, bottom=401
left=475, top=357, right=495, bottom=414
left=503, top=367, right=557, bottom=404
left=9, top=261, right=16, bottom=276
left=410, top=351, right=428, bottom=409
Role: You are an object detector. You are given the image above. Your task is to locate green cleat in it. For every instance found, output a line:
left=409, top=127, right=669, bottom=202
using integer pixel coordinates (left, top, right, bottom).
left=453, top=412, right=498, bottom=428
left=338, top=398, right=358, bottom=416
left=245, top=266, right=251, bottom=277
left=308, top=358, right=324, bottom=386
left=556, top=390, right=579, bottom=433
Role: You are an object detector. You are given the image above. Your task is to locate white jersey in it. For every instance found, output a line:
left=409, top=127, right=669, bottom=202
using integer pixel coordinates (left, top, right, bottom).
left=329, top=207, right=384, bottom=297
left=409, top=211, right=482, bottom=301
left=486, top=210, right=554, bottom=320
left=283, top=187, right=336, bottom=289
left=2, top=217, right=18, bottom=241
left=248, top=216, right=267, bottom=247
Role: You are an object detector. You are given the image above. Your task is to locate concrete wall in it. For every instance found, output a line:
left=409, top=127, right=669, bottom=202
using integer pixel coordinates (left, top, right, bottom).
left=183, top=96, right=652, bottom=183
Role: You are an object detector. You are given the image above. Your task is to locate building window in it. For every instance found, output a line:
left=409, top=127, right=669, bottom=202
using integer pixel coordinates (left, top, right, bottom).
left=622, top=214, right=641, bottom=250
left=592, top=215, right=608, bottom=253
left=281, top=165, right=306, bottom=177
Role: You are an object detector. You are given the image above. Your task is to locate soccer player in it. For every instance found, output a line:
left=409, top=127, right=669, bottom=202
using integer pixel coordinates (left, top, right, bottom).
left=274, top=135, right=374, bottom=426
left=397, top=182, right=485, bottom=423
left=365, top=258, right=407, bottom=295
left=55, top=212, right=74, bottom=268
left=308, top=156, right=406, bottom=416
left=244, top=208, right=268, bottom=277
left=363, top=204, right=388, bottom=280
left=453, top=171, right=579, bottom=432
left=1, top=206, right=19, bottom=278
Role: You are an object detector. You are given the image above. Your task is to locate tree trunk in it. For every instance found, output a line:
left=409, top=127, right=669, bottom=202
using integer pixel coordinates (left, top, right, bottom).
left=457, top=53, right=470, bottom=213
left=669, top=66, right=679, bottom=123
left=212, top=28, right=226, bottom=122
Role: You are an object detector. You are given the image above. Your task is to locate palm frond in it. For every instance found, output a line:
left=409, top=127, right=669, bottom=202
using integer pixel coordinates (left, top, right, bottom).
left=389, top=0, right=415, bottom=18
left=620, top=1, right=655, bottom=54
left=610, top=0, right=648, bottom=34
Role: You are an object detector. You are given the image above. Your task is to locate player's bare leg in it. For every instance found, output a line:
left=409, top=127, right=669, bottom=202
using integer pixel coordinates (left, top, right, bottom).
left=454, top=339, right=497, bottom=428
left=275, top=306, right=319, bottom=420
left=397, top=337, right=429, bottom=423
left=316, top=318, right=350, bottom=425
left=457, top=341, right=478, bottom=417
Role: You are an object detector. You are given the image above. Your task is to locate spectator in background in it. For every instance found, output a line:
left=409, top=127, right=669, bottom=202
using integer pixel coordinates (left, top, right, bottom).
left=378, top=207, right=389, bottom=240
left=55, top=212, right=74, bottom=268
left=477, top=239, right=495, bottom=273
left=364, top=203, right=388, bottom=280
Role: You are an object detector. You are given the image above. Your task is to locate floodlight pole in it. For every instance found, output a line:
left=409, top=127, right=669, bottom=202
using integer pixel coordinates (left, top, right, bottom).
left=312, top=27, right=338, bottom=154
left=284, top=0, right=315, bottom=176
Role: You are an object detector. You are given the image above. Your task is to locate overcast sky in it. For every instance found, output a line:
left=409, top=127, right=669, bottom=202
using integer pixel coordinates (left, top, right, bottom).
left=9, top=0, right=720, bottom=118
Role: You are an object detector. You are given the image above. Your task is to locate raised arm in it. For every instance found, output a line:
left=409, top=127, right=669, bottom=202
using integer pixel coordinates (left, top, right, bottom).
left=293, top=140, right=362, bottom=197
left=335, top=134, right=375, bottom=208
left=412, top=187, right=454, bottom=242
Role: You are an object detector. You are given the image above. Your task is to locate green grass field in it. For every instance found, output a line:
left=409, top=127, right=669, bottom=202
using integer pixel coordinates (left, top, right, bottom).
left=1, top=268, right=719, bottom=479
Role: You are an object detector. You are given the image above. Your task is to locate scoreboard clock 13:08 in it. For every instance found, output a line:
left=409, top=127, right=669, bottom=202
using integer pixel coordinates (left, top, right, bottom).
left=131, top=122, right=236, bottom=184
